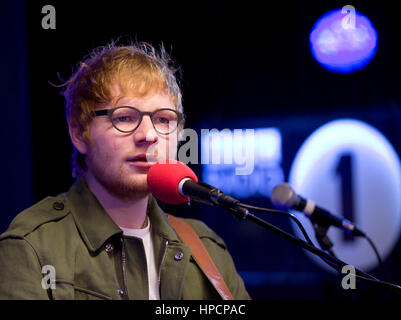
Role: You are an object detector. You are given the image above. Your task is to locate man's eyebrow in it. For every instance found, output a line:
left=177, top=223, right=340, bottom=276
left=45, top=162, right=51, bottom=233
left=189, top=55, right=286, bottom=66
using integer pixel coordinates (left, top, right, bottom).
left=113, top=95, right=126, bottom=107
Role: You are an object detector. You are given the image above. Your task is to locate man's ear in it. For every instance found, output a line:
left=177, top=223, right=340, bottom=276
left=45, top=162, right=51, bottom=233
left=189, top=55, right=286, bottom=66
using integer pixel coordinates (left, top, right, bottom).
left=68, top=123, right=88, bottom=155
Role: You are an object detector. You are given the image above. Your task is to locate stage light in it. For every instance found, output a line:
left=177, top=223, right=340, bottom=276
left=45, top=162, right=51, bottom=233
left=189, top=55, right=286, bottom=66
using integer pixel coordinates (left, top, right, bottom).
left=288, top=119, right=401, bottom=271
left=309, top=7, right=378, bottom=73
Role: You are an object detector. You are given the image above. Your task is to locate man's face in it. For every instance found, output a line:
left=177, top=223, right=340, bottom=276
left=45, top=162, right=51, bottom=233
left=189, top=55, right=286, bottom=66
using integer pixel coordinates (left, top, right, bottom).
left=83, top=89, right=178, bottom=200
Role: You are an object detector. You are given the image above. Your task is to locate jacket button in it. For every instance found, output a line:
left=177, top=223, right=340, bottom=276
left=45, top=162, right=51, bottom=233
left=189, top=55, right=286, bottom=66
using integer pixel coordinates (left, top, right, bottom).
left=53, top=202, right=64, bottom=211
left=105, top=243, right=114, bottom=254
left=174, top=252, right=184, bottom=261
left=117, top=289, right=124, bottom=296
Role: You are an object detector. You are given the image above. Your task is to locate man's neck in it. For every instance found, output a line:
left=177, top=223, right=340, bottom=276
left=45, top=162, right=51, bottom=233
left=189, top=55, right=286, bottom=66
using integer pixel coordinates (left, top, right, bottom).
left=84, top=173, right=149, bottom=229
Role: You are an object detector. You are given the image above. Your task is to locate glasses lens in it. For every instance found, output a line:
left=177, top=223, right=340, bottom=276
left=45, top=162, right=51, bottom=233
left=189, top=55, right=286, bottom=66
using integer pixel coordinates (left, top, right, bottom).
left=152, top=109, right=180, bottom=134
left=111, top=107, right=141, bottom=132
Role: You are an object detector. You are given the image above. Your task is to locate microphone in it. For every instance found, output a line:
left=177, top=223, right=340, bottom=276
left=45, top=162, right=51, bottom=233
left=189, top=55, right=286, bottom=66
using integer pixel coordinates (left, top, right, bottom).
left=270, top=182, right=365, bottom=237
left=147, top=160, right=240, bottom=208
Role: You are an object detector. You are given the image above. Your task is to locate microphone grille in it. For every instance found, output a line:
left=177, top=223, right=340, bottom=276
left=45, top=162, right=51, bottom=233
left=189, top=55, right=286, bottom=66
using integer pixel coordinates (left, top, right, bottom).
left=147, top=160, right=198, bottom=204
left=270, top=183, right=298, bottom=209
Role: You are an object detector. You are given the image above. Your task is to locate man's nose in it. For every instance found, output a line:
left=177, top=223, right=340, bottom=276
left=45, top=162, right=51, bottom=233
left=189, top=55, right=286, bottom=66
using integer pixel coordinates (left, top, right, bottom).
left=134, top=115, right=158, bottom=144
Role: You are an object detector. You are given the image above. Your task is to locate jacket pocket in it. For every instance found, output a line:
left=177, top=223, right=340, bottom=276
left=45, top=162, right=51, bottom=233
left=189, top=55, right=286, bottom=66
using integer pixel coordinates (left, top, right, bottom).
left=73, top=286, right=112, bottom=300
left=52, top=280, right=112, bottom=300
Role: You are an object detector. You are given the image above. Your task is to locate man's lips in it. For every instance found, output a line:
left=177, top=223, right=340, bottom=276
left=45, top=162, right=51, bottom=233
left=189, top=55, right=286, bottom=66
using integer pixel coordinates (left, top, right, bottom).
left=127, top=154, right=158, bottom=167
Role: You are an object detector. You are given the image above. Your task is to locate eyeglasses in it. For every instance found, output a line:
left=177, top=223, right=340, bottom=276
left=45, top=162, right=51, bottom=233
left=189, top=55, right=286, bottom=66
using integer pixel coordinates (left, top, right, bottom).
left=93, top=106, right=183, bottom=135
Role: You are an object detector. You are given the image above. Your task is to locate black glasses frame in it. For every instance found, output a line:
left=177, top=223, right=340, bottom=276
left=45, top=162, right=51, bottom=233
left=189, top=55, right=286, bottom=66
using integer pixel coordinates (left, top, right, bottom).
left=93, top=106, right=184, bottom=135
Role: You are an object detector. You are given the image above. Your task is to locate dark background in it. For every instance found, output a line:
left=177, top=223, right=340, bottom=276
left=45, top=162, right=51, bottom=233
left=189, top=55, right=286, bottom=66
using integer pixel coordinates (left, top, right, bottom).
left=2, top=0, right=401, bottom=299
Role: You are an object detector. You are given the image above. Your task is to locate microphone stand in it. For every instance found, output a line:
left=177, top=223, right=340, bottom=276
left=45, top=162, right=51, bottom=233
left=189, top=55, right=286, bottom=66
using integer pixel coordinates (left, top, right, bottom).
left=217, top=201, right=401, bottom=297
left=180, top=183, right=401, bottom=296
left=312, top=224, right=337, bottom=258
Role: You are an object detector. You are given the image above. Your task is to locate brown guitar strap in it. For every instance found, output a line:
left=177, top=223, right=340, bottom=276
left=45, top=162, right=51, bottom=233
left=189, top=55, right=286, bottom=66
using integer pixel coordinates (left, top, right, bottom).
left=167, top=214, right=234, bottom=300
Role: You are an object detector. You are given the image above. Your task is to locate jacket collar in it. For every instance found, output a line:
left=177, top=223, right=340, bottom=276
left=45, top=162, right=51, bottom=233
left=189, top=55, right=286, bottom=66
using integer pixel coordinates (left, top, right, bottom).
left=66, top=176, right=180, bottom=253
left=146, top=195, right=181, bottom=243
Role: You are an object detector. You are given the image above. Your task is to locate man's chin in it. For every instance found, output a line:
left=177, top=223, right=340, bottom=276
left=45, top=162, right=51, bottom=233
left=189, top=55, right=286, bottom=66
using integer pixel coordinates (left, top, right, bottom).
left=99, top=174, right=150, bottom=200
left=122, top=176, right=148, bottom=190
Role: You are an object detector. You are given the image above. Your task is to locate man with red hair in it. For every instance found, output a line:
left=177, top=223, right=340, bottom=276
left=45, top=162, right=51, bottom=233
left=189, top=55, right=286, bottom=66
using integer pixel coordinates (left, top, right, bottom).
left=0, top=42, right=250, bottom=300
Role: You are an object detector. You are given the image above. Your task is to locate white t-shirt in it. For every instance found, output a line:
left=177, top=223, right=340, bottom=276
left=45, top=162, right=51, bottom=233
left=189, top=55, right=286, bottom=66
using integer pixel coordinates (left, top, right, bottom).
left=120, top=218, right=160, bottom=300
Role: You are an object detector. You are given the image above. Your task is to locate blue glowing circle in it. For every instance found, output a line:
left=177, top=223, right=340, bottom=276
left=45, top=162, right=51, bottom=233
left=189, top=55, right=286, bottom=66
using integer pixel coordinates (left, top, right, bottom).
left=288, top=119, right=401, bottom=272
left=310, top=8, right=378, bottom=73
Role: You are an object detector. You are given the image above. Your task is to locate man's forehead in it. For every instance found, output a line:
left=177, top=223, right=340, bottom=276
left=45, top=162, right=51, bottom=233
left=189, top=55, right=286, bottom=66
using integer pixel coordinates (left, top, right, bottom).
left=107, top=85, right=173, bottom=107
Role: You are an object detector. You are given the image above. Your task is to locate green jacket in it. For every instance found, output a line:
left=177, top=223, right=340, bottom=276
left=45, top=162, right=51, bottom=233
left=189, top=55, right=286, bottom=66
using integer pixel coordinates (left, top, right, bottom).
left=0, top=177, right=250, bottom=300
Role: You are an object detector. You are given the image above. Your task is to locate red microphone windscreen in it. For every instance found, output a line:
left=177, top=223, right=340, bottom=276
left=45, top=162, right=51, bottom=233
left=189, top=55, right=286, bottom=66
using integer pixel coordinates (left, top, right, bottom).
left=147, top=160, right=199, bottom=204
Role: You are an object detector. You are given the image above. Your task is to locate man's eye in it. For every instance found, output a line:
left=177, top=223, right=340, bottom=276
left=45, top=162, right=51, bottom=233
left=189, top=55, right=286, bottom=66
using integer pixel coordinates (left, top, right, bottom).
left=156, top=117, right=170, bottom=124
left=114, top=116, right=134, bottom=123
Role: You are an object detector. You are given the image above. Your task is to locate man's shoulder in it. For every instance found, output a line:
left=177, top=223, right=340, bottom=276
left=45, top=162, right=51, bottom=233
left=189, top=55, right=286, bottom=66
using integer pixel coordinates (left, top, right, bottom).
left=0, top=193, right=71, bottom=241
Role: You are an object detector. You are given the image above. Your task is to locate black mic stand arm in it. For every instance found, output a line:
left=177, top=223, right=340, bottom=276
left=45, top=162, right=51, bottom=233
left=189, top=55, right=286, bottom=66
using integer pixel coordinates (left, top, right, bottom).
left=214, top=198, right=401, bottom=297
